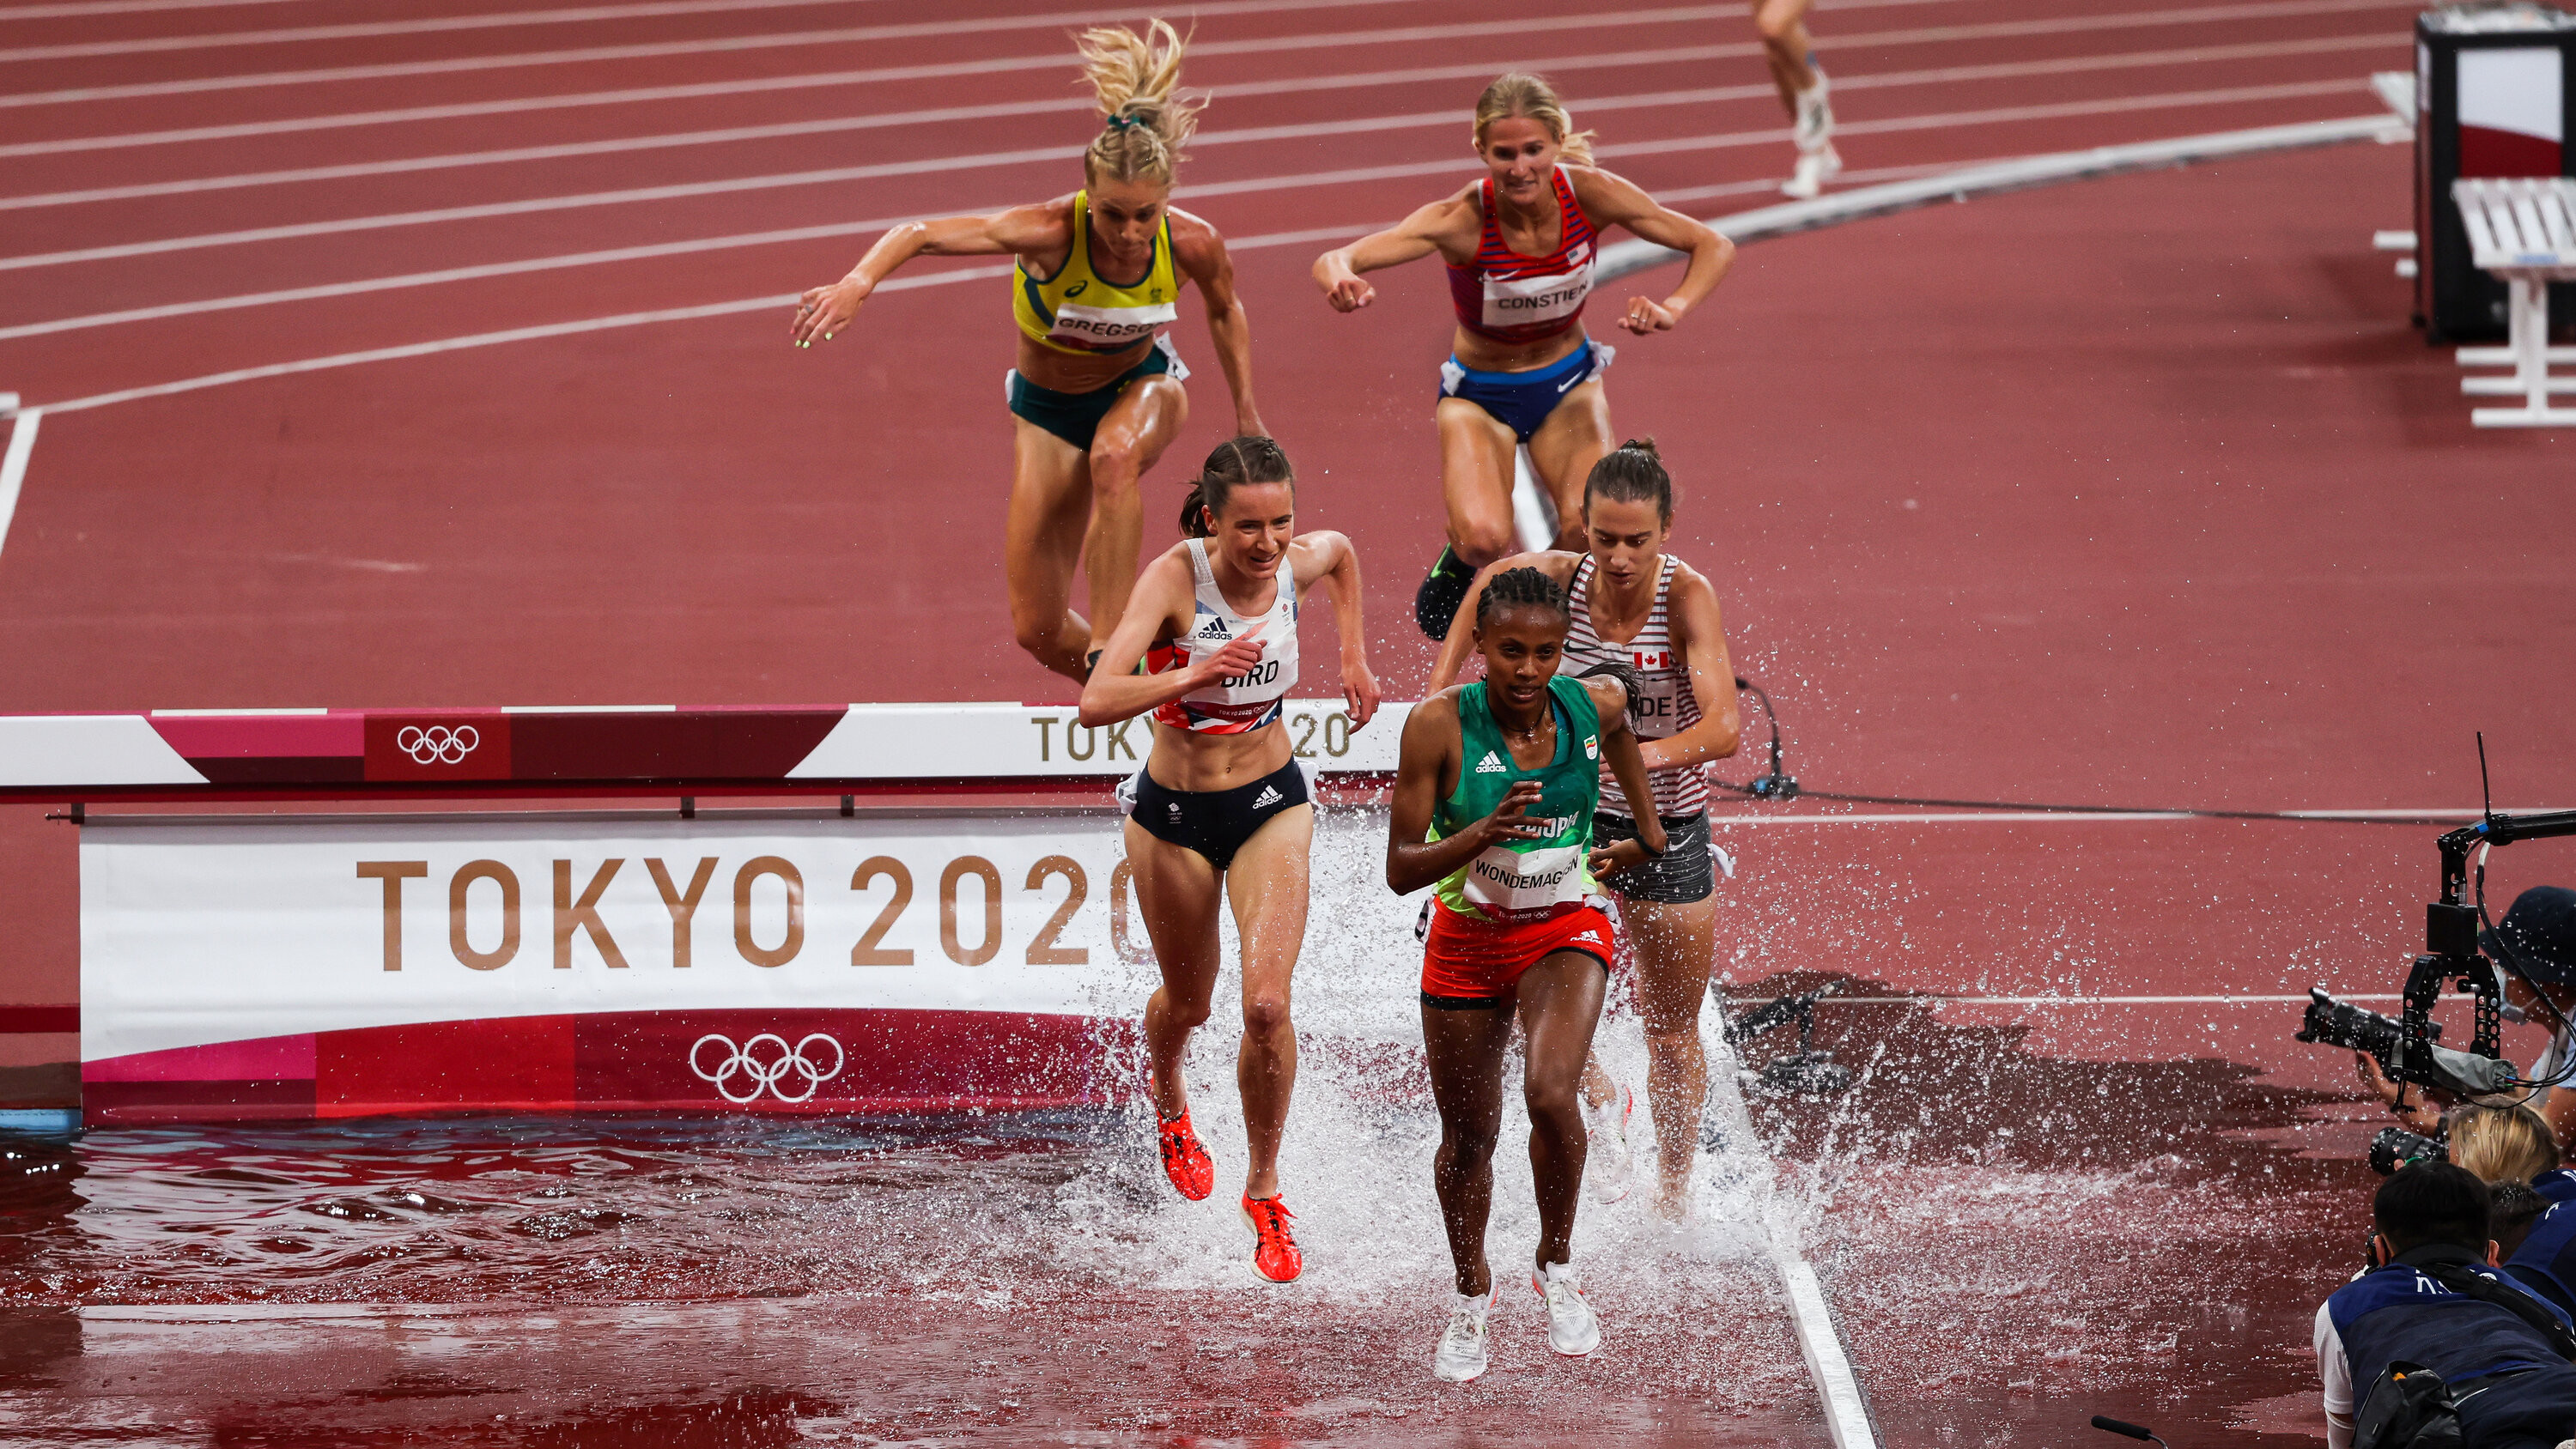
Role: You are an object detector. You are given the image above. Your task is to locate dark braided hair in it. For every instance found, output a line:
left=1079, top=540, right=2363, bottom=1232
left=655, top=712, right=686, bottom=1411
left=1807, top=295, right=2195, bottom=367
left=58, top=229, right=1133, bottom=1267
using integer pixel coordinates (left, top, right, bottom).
left=1583, top=437, right=1672, bottom=524
left=1180, top=434, right=1295, bottom=537
left=1577, top=661, right=1645, bottom=723
left=1473, top=565, right=1570, bottom=629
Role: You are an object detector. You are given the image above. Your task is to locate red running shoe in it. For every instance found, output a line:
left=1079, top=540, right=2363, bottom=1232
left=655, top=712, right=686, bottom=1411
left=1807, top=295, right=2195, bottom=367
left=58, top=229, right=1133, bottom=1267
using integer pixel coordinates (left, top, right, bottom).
left=1240, top=1193, right=1302, bottom=1283
left=1157, top=1111, right=1214, bottom=1201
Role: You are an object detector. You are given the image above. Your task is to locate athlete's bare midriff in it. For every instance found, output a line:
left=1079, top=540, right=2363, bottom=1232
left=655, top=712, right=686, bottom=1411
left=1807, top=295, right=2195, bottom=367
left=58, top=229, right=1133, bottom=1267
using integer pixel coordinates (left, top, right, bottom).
left=1015, top=332, right=1157, bottom=394
left=1445, top=322, right=1589, bottom=376
left=1144, top=718, right=1294, bottom=793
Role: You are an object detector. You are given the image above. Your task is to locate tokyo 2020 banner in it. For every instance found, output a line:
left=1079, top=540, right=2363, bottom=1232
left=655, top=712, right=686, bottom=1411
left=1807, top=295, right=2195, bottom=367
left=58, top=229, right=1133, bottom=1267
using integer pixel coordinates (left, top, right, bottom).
left=80, top=812, right=1167, bottom=1124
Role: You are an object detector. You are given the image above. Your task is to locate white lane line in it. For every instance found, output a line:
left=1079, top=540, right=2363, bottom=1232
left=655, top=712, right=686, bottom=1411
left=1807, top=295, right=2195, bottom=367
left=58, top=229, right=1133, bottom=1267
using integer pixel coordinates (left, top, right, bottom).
left=0, top=76, right=2371, bottom=274
left=0, top=0, right=1413, bottom=64
left=23, top=109, right=2392, bottom=416
left=1, top=0, right=2416, bottom=149
left=1809, top=994, right=2399, bottom=1004
left=0, top=0, right=2418, bottom=108
left=0, top=405, right=39, bottom=561
left=0, top=32, right=2399, bottom=209
left=0, top=0, right=1949, bottom=24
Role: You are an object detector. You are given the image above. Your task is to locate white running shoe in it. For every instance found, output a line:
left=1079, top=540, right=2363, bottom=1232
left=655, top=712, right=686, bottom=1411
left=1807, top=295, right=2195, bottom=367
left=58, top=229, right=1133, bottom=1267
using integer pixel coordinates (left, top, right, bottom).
left=1433, top=1290, right=1493, bottom=1383
left=1581, top=1081, right=1635, bottom=1204
left=1533, top=1261, right=1601, bottom=1357
left=1782, top=143, right=1843, bottom=200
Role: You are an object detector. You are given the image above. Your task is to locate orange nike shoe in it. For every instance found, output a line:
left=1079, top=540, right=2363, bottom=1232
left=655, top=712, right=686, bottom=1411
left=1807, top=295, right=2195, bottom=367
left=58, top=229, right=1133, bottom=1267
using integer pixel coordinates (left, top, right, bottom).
left=1157, top=1112, right=1214, bottom=1201
left=1241, top=1193, right=1302, bottom=1283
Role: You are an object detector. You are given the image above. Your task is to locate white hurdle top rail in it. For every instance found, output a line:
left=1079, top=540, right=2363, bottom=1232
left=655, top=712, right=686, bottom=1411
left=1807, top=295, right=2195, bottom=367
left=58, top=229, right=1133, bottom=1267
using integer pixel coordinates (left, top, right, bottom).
left=2450, top=177, right=2576, bottom=427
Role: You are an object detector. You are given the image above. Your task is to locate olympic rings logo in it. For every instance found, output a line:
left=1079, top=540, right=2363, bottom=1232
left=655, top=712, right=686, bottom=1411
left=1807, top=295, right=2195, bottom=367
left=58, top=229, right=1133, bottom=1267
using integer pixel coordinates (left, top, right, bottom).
left=395, top=724, right=479, bottom=765
left=689, top=1033, right=845, bottom=1105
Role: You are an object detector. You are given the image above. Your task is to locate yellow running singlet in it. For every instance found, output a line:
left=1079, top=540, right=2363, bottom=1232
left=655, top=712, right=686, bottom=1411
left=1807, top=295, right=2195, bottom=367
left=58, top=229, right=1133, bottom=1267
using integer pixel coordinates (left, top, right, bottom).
left=1011, top=191, right=1181, bottom=356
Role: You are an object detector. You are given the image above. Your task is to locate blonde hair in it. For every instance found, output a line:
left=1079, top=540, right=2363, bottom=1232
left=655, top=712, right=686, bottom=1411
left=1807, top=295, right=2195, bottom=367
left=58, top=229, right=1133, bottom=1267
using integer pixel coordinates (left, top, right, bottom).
left=1473, top=72, right=1597, bottom=167
left=2450, top=1102, right=2561, bottom=1186
left=1077, top=20, right=1201, bottom=187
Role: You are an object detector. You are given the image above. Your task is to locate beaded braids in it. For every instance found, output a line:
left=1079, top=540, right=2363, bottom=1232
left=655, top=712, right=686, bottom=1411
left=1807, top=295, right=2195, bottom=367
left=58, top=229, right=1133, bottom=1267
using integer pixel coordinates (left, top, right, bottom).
left=1473, top=72, right=1598, bottom=167
left=1584, top=438, right=1673, bottom=524
left=1180, top=435, right=1295, bottom=537
left=1078, top=20, right=1204, bottom=187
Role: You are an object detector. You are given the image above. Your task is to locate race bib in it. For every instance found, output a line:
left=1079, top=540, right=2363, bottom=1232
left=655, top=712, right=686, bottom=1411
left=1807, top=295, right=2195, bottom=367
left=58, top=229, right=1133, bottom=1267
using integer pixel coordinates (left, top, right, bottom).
left=1461, top=842, right=1587, bottom=915
left=1479, top=246, right=1593, bottom=330
left=1048, top=300, right=1178, bottom=350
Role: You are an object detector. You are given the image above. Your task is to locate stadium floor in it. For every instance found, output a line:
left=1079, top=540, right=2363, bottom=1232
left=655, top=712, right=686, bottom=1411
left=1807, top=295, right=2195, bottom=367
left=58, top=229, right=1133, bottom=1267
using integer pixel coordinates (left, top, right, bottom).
left=0, top=0, right=2570, bottom=1441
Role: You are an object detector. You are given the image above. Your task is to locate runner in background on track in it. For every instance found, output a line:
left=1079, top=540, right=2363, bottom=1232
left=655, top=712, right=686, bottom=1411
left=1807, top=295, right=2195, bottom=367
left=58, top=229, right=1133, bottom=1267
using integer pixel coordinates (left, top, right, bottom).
left=1079, top=436, right=1379, bottom=1285
left=1755, top=0, right=1841, bottom=198
left=791, top=21, right=1265, bottom=685
left=1426, top=440, right=1741, bottom=1217
left=1386, top=567, right=1662, bottom=1381
left=1310, top=74, right=1733, bottom=640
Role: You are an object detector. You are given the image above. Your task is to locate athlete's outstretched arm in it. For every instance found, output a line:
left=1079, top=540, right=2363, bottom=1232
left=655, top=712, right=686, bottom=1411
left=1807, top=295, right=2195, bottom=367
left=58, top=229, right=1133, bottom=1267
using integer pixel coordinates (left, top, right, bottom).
left=1425, top=551, right=1579, bottom=694
left=792, top=203, right=1062, bottom=347
left=1387, top=695, right=1547, bottom=895
left=1172, top=210, right=1265, bottom=437
left=1312, top=194, right=1477, bottom=312
left=1641, top=567, right=1742, bottom=773
left=1077, top=552, right=1265, bottom=728
left=1292, top=530, right=1380, bottom=728
left=1571, top=168, right=1735, bottom=336
left=1585, top=678, right=1668, bottom=876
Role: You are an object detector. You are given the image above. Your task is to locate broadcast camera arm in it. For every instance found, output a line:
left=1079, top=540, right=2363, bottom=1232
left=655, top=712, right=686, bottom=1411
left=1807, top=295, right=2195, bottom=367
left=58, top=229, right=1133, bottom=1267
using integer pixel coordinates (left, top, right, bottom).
left=2401, top=809, right=2576, bottom=1098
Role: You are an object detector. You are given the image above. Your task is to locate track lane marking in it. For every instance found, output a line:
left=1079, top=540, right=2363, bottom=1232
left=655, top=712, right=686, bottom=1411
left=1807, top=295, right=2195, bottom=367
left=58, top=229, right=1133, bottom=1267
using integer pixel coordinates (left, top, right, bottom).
left=0, top=76, right=2372, bottom=274
left=20, top=107, right=2388, bottom=415
left=0, top=33, right=2402, bottom=209
left=0, top=405, right=39, bottom=561
left=0, top=0, right=1421, bottom=64
left=0, top=0, right=2421, bottom=108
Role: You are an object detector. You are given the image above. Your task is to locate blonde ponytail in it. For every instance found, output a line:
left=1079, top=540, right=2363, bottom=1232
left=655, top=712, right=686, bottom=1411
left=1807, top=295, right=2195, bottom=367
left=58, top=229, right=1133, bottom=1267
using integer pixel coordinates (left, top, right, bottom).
left=1077, top=19, right=1202, bottom=187
left=1473, top=72, right=1596, bottom=167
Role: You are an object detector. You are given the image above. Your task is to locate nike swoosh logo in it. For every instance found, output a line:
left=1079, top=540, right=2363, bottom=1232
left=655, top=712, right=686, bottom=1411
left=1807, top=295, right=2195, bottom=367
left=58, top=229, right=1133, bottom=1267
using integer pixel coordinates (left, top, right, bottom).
left=1556, top=373, right=1580, bottom=394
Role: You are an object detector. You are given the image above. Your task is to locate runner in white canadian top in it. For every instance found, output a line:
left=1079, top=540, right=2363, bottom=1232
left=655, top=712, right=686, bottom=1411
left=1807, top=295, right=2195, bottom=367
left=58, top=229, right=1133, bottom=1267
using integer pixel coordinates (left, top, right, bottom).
left=1426, top=440, right=1744, bottom=1216
left=1078, top=435, right=1380, bottom=1286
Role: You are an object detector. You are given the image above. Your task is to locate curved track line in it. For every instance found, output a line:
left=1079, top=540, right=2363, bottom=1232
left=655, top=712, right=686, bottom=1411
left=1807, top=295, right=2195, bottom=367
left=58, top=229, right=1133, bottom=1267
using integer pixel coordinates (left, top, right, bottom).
left=24, top=112, right=2393, bottom=418
left=0, top=0, right=2415, bottom=107
left=0, top=33, right=2399, bottom=209
left=0, top=77, right=2374, bottom=272
left=0, top=0, right=1414, bottom=64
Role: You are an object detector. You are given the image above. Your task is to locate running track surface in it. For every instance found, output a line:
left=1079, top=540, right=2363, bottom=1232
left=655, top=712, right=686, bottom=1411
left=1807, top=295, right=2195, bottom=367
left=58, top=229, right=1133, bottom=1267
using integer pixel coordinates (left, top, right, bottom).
left=0, top=0, right=2570, bottom=1441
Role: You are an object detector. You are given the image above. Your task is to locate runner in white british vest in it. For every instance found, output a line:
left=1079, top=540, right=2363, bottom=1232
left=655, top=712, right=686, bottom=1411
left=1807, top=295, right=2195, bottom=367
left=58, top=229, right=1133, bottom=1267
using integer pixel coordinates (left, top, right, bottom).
left=793, top=21, right=1267, bottom=686
left=1428, top=441, right=1743, bottom=1217
left=1079, top=437, right=1380, bottom=1287
left=1310, top=73, right=1734, bottom=640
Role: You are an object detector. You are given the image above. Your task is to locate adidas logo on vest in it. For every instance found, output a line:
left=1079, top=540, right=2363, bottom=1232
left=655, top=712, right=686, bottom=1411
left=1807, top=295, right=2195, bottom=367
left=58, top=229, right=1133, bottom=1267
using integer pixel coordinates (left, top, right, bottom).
left=1252, top=785, right=1284, bottom=809
left=1473, top=751, right=1507, bottom=774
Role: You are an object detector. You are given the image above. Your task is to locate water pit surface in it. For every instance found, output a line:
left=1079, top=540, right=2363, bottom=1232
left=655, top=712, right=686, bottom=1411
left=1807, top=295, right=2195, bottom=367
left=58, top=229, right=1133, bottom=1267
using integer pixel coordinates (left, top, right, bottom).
left=0, top=978, right=2385, bottom=1446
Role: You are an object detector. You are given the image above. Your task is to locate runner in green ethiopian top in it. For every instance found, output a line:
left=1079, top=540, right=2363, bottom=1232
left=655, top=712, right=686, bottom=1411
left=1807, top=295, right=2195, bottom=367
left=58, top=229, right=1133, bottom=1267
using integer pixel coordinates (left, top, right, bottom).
left=1384, top=567, right=1662, bottom=1383
left=1432, top=674, right=1603, bottom=922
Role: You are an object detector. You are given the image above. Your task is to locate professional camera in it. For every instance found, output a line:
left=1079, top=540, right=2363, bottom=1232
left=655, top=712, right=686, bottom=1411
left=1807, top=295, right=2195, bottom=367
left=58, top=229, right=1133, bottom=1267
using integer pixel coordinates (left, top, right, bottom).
left=2368, top=1126, right=2448, bottom=1176
left=2298, top=988, right=2441, bottom=1063
left=2291, top=783, right=2576, bottom=1099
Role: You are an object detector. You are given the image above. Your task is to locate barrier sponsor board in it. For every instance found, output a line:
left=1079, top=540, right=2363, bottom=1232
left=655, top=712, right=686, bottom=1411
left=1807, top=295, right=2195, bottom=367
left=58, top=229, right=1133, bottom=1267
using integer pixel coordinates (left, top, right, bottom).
left=80, top=812, right=1165, bottom=1122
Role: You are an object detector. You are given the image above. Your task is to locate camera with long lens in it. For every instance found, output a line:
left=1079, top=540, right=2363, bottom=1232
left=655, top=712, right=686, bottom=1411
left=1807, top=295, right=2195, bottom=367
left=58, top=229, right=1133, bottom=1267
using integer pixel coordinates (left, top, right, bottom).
left=2368, top=1126, right=2449, bottom=1176
left=2298, top=989, right=2441, bottom=1063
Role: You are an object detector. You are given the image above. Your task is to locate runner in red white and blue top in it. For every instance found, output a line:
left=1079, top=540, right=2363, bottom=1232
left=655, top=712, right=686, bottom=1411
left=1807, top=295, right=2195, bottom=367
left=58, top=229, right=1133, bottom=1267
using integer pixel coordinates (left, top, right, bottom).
left=1427, top=441, right=1744, bottom=1220
left=1080, top=436, right=1380, bottom=1287
left=1312, top=72, right=1735, bottom=640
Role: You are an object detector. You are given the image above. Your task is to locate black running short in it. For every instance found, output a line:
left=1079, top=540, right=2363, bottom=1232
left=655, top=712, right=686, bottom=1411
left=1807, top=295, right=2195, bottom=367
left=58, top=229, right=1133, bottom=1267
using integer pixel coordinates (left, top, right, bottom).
left=1591, top=810, right=1716, bottom=905
left=1127, top=758, right=1310, bottom=871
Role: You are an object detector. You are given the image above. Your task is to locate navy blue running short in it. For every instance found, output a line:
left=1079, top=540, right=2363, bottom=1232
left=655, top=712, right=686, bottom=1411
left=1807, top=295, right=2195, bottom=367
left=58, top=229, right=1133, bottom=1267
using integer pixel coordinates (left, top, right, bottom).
left=1435, top=339, right=1614, bottom=443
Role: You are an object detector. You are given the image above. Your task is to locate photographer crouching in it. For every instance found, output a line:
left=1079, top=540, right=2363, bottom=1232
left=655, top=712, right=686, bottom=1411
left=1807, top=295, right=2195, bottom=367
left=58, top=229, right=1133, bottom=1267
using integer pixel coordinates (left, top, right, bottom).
left=2317, top=1162, right=2576, bottom=1449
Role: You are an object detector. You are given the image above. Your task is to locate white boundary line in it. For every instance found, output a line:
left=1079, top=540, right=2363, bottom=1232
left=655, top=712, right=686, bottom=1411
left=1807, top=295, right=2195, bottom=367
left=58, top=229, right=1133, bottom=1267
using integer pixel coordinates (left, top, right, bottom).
left=0, top=76, right=2370, bottom=274
left=0, top=406, right=39, bottom=561
left=0, top=32, right=2400, bottom=210
left=0, top=0, right=2419, bottom=108
left=1, top=0, right=2415, bottom=149
left=0, top=0, right=1416, bottom=63
left=22, top=108, right=2399, bottom=415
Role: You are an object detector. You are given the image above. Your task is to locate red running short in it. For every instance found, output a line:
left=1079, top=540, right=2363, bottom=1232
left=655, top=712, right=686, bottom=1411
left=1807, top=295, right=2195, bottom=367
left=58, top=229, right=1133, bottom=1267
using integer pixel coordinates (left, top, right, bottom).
left=1419, top=900, right=1617, bottom=1008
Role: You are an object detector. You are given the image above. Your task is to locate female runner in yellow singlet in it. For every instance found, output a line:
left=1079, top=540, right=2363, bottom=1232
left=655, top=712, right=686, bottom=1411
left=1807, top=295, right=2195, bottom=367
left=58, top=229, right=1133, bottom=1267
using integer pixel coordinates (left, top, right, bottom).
left=793, top=21, right=1265, bottom=683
